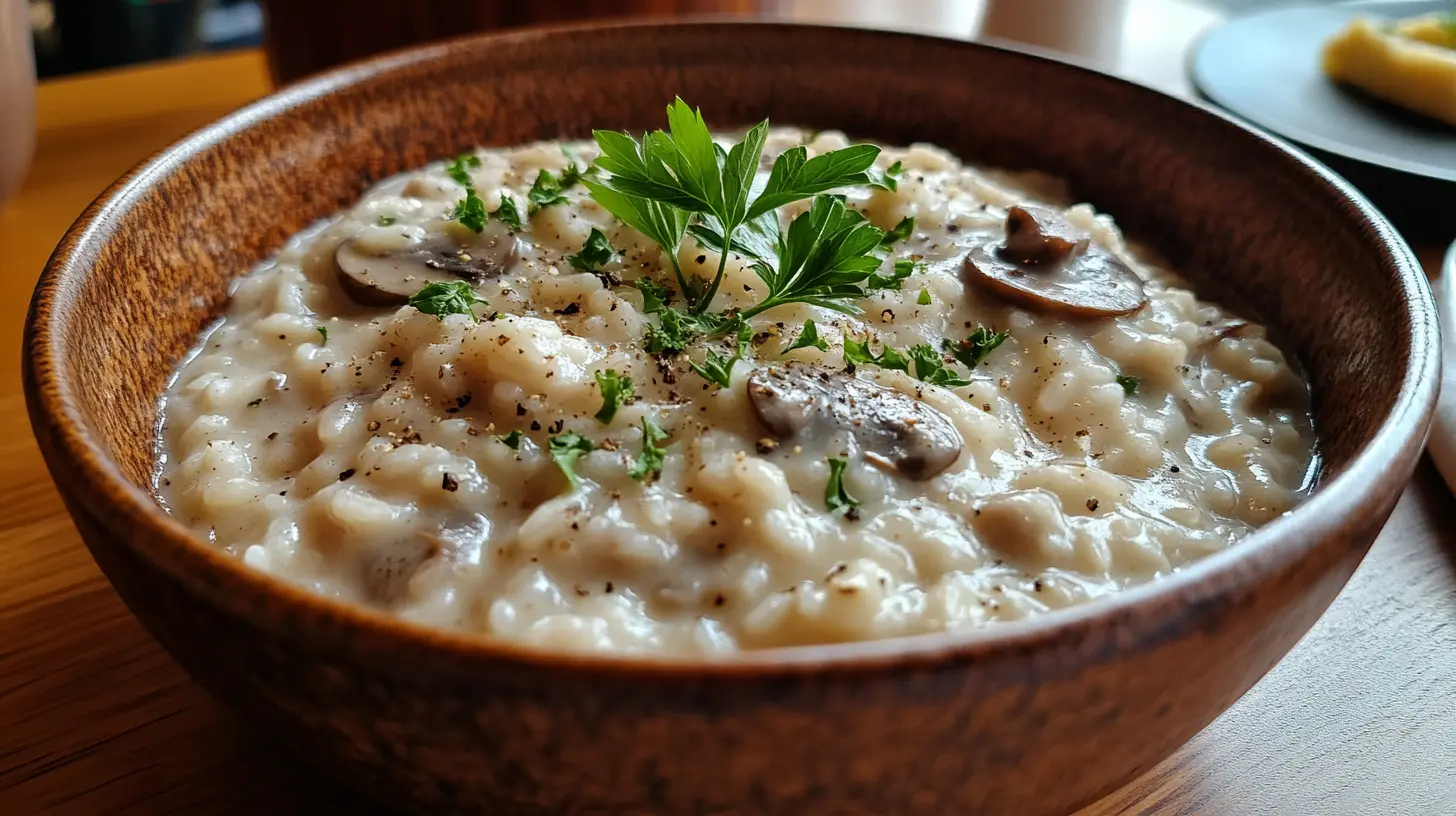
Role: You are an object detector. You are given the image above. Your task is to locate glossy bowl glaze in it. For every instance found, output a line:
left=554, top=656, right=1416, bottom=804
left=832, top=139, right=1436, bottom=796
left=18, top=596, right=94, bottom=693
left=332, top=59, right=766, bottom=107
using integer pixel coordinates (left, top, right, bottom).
left=23, top=22, right=1438, bottom=815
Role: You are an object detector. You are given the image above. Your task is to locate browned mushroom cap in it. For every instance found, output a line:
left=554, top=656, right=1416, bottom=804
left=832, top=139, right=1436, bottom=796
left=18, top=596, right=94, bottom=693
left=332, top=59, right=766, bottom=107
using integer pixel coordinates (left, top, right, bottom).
left=1002, top=205, right=1090, bottom=264
left=335, top=226, right=517, bottom=307
left=746, top=364, right=963, bottom=481
left=963, top=206, right=1147, bottom=318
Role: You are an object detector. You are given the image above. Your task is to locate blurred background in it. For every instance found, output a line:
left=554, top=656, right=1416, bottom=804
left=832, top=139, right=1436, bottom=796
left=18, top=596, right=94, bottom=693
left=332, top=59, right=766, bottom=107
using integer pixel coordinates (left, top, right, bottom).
left=25, top=0, right=1325, bottom=81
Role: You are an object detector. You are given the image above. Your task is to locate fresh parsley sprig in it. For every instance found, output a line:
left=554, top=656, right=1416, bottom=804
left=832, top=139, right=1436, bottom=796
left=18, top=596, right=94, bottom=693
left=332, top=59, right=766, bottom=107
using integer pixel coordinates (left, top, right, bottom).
left=739, top=195, right=887, bottom=321
left=585, top=98, right=880, bottom=316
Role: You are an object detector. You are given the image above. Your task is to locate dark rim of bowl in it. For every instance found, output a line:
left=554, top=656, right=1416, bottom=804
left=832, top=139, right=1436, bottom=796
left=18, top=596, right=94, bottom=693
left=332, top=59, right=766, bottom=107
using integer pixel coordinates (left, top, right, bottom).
left=25, top=20, right=1439, bottom=678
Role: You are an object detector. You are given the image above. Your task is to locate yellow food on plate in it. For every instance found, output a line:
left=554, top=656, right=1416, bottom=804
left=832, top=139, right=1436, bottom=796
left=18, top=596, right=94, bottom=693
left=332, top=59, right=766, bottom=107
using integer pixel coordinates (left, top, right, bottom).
left=1321, top=14, right=1456, bottom=127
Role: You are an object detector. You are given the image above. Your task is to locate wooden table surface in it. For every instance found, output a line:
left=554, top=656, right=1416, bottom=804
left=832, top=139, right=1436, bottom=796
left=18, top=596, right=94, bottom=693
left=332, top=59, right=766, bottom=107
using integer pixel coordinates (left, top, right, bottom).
left=2, top=6, right=1454, bottom=815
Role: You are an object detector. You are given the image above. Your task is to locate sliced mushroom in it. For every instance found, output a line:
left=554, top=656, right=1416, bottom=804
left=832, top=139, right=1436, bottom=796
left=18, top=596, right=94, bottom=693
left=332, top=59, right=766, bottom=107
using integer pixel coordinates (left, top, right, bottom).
left=335, top=226, right=517, bottom=307
left=746, top=364, right=963, bottom=481
left=963, top=205, right=1147, bottom=318
left=1002, top=205, right=1090, bottom=264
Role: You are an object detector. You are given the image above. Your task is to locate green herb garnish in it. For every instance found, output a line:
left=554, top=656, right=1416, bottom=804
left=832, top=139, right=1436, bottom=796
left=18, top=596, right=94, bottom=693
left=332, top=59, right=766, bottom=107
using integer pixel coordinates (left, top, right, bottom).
left=868, top=258, right=918, bottom=291
left=451, top=192, right=487, bottom=233
left=593, top=369, right=634, bottom=424
left=917, top=288, right=932, bottom=306
left=907, top=343, right=971, bottom=388
left=376, top=215, right=397, bottom=227
left=445, top=154, right=482, bottom=187
left=527, top=169, right=569, bottom=214
left=739, top=194, right=886, bottom=321
left=407, top=281, right=487, bottom=320
left=843, top=335, right=909, bottom=373
left=315, top=325, right=328, bottom=345
left=825, top=457, right=860, bottom=512
left=635, top=277, right=674, bottom=313
left=498, top=430, right=523, bottom=450
left=628, top=417, right=669, bottom=481
left=689, top=321, right=752, bottom=388
left=585, top=98, right=880, bottom=316
left=783, top=319, right=829, bottom=354
left=491, top=193, right=522, bottom=231
left=569, top=228, right=615, bottom=273
left=548, top=431, right=595, bottom=490
left=869, top=160, right=904, bottom=192
left=1116, top=374, right=1141, bottom=395
left=879, top=216, right=914, bottom=249
left=944, top=326, right=1010, bottom=370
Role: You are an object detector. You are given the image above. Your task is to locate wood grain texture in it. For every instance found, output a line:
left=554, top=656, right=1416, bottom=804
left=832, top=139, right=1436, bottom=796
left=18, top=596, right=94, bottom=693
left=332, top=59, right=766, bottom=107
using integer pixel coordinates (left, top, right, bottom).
left=1, top=20, right=1453, bottom=816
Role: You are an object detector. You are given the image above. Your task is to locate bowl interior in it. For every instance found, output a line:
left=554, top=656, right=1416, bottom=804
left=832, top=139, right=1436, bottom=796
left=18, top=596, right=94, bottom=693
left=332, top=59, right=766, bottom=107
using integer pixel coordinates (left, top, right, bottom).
left=33, top=22, right=1431, bottom=631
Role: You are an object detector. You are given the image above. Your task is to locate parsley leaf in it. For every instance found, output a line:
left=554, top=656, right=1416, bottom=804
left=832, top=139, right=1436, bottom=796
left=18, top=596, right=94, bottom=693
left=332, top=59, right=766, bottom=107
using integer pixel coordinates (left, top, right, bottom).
left=451, top=192, right=487, bottom=233
left=843, top=335, right=908, bottom=373
left=491, top=193, right=522, bottom=230
left=628, top=417, right=669, bottom=481
left=315, top=325, right=328, bottom=345
left=445, top=153, right=482, bottom=187
left=498, top=430, right=523, bottom=450
left=825, top=457, right=860, bottom=512
left=917, top=288, right=932, bottom=305
left=593, top=369, right=634, bottom=424
left=783, top=319, right=828, bottom=354
left=907, top=344, right=971, bottom=388
left=868, top=258, right=917, bottom=291
left=741, top=194, right=886, bottom=320
left=569, top=228, right=615, bottom=273
left=689, top=321, right=751, bottom=388
left=587, top=98, right=879, bottom=314
left=879, top=216, right=914, bottom=249
left=1116, top=374, right=1141, bottom=395
left=644, top=307, right=698, bottom=355
left=376, top=215, right=397, bottom=227
left=528, top=169, right=569, bottom=214
left=635, top=277, right=674, bottom=313
left=407, top=281, right=487, bottom=320
left=944, top=326, right=1010, bottom=369
left=869, top=160, right=904, bottom=192
left=548, top=431, right=595, bottom=490
left=583, top=179, right=693, bottom=298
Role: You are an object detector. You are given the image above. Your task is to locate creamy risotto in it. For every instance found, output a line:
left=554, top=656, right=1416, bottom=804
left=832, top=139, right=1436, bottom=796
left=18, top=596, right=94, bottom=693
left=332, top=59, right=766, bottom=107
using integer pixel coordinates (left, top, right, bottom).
left=156, top=116, right=1316, bottom=655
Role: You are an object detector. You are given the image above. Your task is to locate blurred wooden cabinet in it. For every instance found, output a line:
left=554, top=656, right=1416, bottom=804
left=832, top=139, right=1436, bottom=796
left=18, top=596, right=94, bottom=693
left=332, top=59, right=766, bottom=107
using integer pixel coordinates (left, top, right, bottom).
left=260, top=0, right=764, bottom=84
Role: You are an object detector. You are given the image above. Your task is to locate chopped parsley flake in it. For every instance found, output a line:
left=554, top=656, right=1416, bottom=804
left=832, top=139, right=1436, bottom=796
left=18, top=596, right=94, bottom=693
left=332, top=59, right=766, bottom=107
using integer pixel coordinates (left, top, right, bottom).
left=825, top=457, right=860, bottom=512
left=498, top=430, right=523, bottom=450
left=569, top=228, right=615, bottom=273
left=879, top=215, right=914, bottom=249
left=527, top=169, right=569, bottom=214
left=548, top=431, right=595, bottom=490
left=1117, top=374, right=1141, bottom=395
left=917, top=288, right=932, bottom=305
left=315, top=325, right=328, bottom=344
left=944, top=326, right=1010, bottom=369
left=907, top=343, right=971, bottom=388
left=593, top=369, right=634, bottom=424
left=628, top=418, right=669, bottom=481
left=407, top=281, right=487, bottom=320
left=491, top=193, right=522, bottom=231
left=376, top=215, right=397, bottom=227
left=870, top=159, right=905, bottom=192
left=783, top=319, right=829, bottom=354
left=843, top=335, right=909, bottom=373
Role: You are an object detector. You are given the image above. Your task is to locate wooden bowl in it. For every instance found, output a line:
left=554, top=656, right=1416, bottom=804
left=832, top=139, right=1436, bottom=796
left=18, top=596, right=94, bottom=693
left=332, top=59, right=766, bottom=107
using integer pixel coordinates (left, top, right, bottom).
left=23, top=22, right=1438, bottom=815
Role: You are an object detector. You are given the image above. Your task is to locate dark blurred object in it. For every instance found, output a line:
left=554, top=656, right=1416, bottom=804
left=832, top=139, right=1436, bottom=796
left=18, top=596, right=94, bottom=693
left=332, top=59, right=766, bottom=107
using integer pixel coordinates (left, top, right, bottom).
left=32, top=0, right=205, bottom=78
left=259, top=0, right=761, bottom=85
